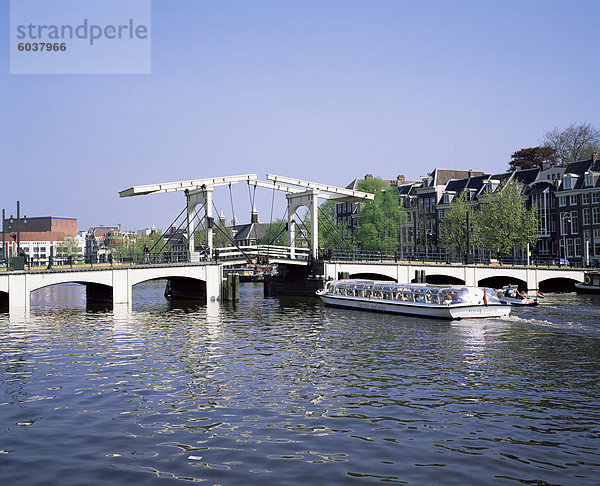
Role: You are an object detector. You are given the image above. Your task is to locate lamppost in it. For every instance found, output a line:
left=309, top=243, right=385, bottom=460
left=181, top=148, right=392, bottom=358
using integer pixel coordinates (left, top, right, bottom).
left=465, top=210, right=474, bottom=264
left=7, top=201, right=27, bottom=269
left=425, top=229, right=432, bottom=260
left=560, top=212, right=571, bottom=265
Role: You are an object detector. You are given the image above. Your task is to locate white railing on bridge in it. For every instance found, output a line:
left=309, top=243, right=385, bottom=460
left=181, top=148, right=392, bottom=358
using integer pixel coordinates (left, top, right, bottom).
left=191, top=245, right=310, bottom=263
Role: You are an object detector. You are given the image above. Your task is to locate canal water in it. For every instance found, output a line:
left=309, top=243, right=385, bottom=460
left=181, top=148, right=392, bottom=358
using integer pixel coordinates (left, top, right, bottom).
left=1, top=283, right=599, bottom=485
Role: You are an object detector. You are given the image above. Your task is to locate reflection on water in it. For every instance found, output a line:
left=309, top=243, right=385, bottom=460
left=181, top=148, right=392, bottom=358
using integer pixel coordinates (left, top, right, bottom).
left=1, top=283, right=599, bottom=485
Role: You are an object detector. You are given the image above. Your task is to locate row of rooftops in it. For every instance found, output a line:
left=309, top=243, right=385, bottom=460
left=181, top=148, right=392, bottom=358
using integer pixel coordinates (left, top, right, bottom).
left=349, top=154, right=600, bottom=208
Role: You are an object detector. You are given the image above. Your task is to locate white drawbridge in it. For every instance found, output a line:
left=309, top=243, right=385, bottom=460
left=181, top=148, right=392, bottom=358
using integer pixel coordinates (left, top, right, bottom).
left=119, top=173, right=374, bottom=260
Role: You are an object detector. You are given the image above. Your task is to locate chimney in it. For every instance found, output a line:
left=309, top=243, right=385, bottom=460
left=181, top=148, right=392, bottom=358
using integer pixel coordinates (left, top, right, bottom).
left=397, top=174, right=405, bottom=185
left=592, top=152, right=598, bottom=163
left=541, top=161, right=550, bottom=170
left=251, top=207, right=259, bottom=224
left=365, top=173, right=373, bottom=180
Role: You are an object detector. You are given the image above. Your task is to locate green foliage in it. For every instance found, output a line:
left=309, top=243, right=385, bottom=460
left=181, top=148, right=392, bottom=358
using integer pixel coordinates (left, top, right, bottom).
left=438, top=193, right=480, bottom=257
left=478, top=181, right=539, bottom=254
left=355, top=182, right=405, bottom=253
left=56, top=236, right=82, bottom=257
left=318, top=200, right=357, bottom=250
left=110, top=232, right=166, bottom=259
left=213, top=217, right=233, bottom=248
left=357, top=178, right=389, bottom=194
left=259, top=219, right=288, bottom=246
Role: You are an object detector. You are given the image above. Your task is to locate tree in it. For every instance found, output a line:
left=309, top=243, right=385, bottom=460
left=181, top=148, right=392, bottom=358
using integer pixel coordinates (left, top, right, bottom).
left=509, top=146, right=557, bottom=170
left=56, top=236, right=82, bottom=258
left=213, top=216, right=233, bottom=248
left=438, top=192, right=480, bottom=257
left=355, top=179, right=405, bottom=253
left=357, top=177, right=389, bottom=194
left=542, top=123, right=600, bottom=166
left=478, top=181, right=539, bottom=255
left=317, top=200, right=357, bottom=250
left=259, top=219, right=288, bottom=246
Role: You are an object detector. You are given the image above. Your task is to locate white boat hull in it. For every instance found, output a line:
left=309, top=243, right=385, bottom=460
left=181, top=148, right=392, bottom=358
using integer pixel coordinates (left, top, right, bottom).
left=318, top=293, right=511, bottom=320
left=499, top=296, right=538, bottom=307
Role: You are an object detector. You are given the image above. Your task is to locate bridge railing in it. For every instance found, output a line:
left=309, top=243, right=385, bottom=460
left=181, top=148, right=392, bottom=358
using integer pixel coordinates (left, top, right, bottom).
left=214, top=245, right=310, bottom=262
left=317, top=249, right=599, bottom=269
left=0, top=250, right=190, bottom=271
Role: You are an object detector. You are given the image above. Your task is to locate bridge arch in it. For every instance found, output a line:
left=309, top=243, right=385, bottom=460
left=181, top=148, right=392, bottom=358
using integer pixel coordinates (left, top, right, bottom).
left=538, top=277, right=578, bottom=292
left=349, top=272, right=396, bottom=282
left=26, top=272, right=114, bottom=293
left=478, top=275, right=527, bottom=291
left=426, top=274, right=465, bottom=285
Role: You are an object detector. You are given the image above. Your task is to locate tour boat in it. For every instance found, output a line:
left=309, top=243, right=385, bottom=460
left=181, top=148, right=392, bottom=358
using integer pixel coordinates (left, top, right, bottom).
left=575, top=272, right=600, bottom=294
left=496, top=286, right=539, bottom=306
left=316, top=280, right=511, bottom=320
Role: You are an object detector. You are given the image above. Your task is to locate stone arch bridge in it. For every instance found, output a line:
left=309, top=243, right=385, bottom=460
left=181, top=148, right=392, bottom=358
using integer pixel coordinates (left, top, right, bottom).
left=323, top=261, right=585, bottom=292
left=0, top=263, right=222, bottom=313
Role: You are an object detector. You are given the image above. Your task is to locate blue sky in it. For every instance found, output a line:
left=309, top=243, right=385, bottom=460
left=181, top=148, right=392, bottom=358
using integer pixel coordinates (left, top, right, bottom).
left=1, top=0, right=599, bottom=231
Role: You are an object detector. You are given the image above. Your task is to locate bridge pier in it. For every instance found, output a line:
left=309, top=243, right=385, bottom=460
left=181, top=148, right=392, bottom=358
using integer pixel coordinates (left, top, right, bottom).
left=8, top=273, right=29, bottom=313
left=113, top=270, right=132, bottom=306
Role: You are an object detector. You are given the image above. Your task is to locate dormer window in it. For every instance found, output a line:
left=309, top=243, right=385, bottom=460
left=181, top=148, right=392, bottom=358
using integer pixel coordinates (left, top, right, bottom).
left=563, top=174, right=579, bottom=190
left=585, top=171, right=594, bottom=187
left=564, top=177, right=571, bottom=190
left=442, top=192, right=455, bottom=204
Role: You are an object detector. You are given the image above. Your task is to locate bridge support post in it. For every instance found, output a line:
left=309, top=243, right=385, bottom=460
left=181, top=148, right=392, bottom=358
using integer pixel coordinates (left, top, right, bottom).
left=205, top=263, right=222, bottom=302
left=187, top=188, right=214, bottom=260
left=463, top=267, right=477, bottom=287
left=8, top=273, right=29, bottom=313
left=112, top=268, right=132, bottom=308
left=525, top=268, right=539, bottom=291
left=287, top=189, right=319, bottom=261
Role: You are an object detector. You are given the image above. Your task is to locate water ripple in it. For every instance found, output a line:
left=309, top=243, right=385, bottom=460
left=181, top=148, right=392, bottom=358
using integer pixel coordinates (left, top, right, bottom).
left=0, top=283, right=599, bottom=484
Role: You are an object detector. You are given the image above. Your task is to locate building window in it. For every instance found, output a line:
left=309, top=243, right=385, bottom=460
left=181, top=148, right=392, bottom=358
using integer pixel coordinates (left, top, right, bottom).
left=574, top=238, right=582, bottom=257
left=593, top=192, right=600, bottom=204
left=593, top=207, right=600, bottom=225
left=583, top=208, right=590, bottom=225
left=559, top=196, right=566, bottom=207
left=569, top=194, right=577, bottom=206
left=571, top=211, right=579, bottom=233
left=564, top=177, right=571, bottom=190
left=566, top=239, right=574, bottom=258
left=585, top=172, right=593, bottom=187
left=538, top=239, right=550, bottom=255
left=583, top=193, right=590, bottom=205
left=594, top=229, right=600, bottom=256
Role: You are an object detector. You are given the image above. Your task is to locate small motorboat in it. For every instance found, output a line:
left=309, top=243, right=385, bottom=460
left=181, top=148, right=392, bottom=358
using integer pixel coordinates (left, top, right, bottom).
left=496, top=286, right=538, bottom=306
